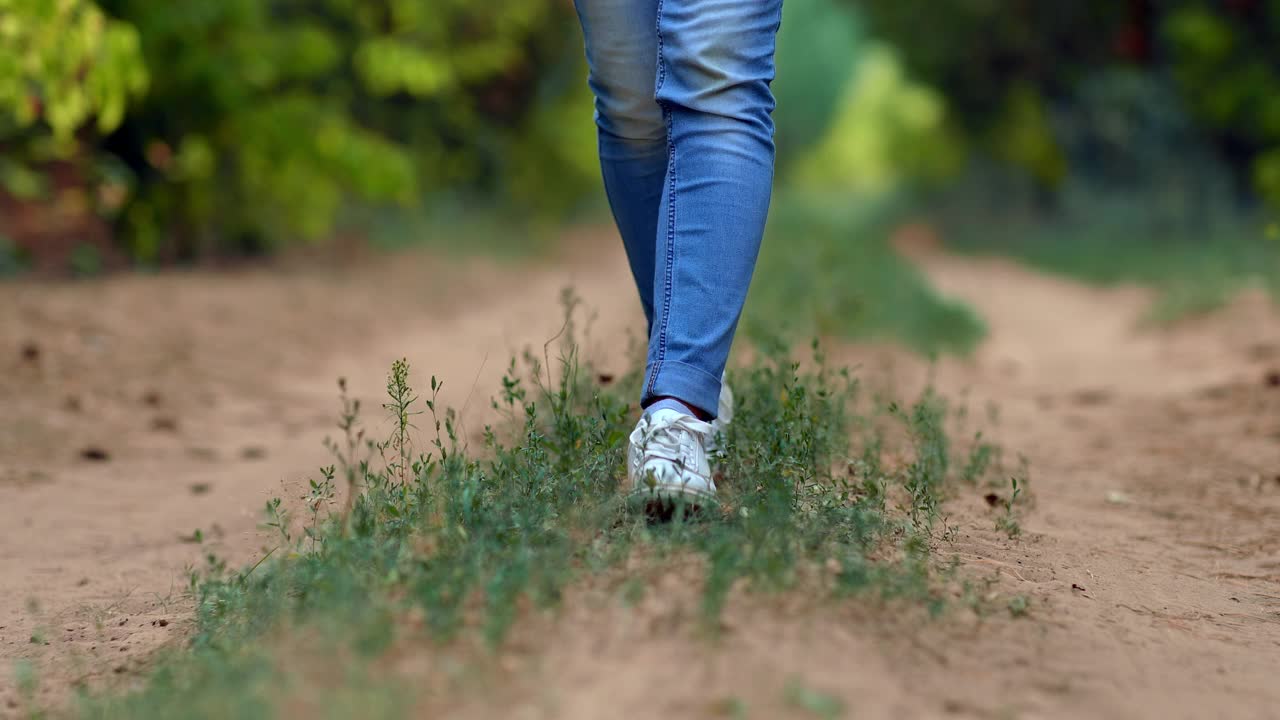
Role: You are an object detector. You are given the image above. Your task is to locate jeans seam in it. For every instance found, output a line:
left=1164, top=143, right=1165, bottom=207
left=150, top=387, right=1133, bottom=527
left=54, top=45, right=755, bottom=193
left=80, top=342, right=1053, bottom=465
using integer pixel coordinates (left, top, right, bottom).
left=648, top=112, right=676, bottom=397
left=654, top=0, right=667, bottom=93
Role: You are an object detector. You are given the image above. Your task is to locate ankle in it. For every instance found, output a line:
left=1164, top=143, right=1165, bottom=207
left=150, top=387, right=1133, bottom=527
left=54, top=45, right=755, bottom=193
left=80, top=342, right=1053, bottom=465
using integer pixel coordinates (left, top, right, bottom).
left=644, top=396, right=711, bottom=421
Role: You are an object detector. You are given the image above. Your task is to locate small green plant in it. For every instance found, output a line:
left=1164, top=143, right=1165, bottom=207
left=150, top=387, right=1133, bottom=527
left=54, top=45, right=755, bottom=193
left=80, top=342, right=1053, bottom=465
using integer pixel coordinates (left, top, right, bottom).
left=895, top=390, right=950, bottom=530
left=14, top=658, right=40, bottom=716
left=261, top=496, right=291, bottom=546
left=1007, top=594, right=1030, bottom=618
left=785, top=677, right=846, bottom=719
left=379, top=359, right=421, bottom=488
left=323, top=377, right=370, bottom=515
left=303, top=467, right=336, bottom=551
left=995, top=477, right=1024, bottom=539
left=960, top=432, right=1000, bottom=485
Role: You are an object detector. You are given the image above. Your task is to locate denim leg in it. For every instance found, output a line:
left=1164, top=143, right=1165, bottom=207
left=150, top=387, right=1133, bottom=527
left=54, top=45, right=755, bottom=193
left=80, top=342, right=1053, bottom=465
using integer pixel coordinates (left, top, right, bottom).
left=573, top=0, right=665, bottom=330
left=644, top=0, right=783, bottom=415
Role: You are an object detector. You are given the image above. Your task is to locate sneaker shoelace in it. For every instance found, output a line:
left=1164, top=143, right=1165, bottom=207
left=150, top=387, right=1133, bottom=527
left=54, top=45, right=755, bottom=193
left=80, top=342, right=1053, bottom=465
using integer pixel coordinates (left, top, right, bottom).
left=639, top=414, right=712, bottom=471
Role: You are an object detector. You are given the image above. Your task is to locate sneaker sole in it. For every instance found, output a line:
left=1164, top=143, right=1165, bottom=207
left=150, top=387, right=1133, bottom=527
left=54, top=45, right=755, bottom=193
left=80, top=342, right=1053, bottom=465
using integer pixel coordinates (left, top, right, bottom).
left=627, top=484, right=719, bottom=520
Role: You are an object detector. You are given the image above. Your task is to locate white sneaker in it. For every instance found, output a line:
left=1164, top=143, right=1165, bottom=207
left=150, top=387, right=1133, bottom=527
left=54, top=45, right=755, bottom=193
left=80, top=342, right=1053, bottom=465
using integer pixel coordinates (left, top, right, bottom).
left=707, top=378, right=734, bottom=458
left=628, top=408, right=717, bottom=509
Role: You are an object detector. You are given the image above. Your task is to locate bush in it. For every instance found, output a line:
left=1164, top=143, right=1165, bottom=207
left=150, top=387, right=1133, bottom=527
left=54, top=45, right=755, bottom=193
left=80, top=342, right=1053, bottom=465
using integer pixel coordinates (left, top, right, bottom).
left=0, top=0, right=597, bottom=262
left=858, top=0, right=1280, bottom=208
left=0, top=0, right=895, bottom=265
left=0, top=0, right=147, bottom=145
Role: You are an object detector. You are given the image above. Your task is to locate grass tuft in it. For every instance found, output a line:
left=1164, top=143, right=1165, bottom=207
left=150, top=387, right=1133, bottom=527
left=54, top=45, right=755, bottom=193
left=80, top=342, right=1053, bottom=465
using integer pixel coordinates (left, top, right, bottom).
left=75, top=315, right=995, bottom=718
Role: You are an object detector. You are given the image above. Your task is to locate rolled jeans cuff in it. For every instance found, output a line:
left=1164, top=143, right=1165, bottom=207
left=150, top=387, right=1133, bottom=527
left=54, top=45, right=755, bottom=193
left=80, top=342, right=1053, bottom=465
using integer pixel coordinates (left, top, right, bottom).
left=643, top=359, right=722, bottom=419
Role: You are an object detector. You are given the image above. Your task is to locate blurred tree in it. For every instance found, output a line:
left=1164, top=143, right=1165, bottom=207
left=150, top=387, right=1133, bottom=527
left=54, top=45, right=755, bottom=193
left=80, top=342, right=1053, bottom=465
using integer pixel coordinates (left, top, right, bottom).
left=775, top=0, right=964, bottom=198
left=3, top=0, right=595, bottom=263
left=0, top=0, right=147, bottom=145
left=1163, top=1, right=1280, bottom=205
left=790, top=44, right=961, bottom=195
left=0, top=0, right=148, bottom=272
left=0, top=0, right=147, bottom=195
left=96, top=0, right=589, bottom=260
left=773, top=0, right=864, bottom=164
left=859, top=0, right=1280, bottom=207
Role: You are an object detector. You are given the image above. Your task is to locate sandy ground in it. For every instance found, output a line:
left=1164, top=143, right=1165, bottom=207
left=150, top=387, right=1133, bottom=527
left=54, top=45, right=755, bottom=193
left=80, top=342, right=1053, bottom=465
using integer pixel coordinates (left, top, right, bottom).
left=1, top=231, right=1278, bottom=718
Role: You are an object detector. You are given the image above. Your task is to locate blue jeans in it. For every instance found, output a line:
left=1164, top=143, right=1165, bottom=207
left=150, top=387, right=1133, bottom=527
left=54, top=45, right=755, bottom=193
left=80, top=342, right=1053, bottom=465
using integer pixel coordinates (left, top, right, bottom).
left=574, top=0, right=783, bottom=417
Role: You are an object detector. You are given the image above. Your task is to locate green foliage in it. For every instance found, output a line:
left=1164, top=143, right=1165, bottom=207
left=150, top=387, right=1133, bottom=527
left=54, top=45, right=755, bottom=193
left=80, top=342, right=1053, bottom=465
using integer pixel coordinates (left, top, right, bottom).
left=746, top=196, right=985, bottom=355
left=1, top=0, right=597, bottom=261
left=74, top=324, right=988, bottom=716
left=0, top=0, right=147, bottom=218
left=1007, top=594, right=1029, bottom=618
left=860, top=0, right=1280, bottom=207
left=789, top=44, right=961, bottom=195
left=0, top=0, right=148, bottom=143
left=1164, top=3, right=1280, bottom=206
left=0, top=0, right=892, bottom=264
left=994, top=477, right=1023, bottom=539
left=772, top=0, right=865, bottom=163
left=993, top=84, right=1068, bottom=190
left=857, top=0, right=1119, bottom=190
left=98, top=0, right=419, bottom=257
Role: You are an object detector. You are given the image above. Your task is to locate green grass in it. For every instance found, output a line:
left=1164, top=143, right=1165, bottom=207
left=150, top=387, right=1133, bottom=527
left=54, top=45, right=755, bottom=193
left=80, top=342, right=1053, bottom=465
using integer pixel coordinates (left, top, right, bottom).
left=934, top=184, right=1280, bottom=322
left=69, top=308, right=997, bottom=718
left=341, top=196, right=574, bottom=260
left=347, top=190, right=989, bottom=357
left=746, top=195, right=986, bottom=356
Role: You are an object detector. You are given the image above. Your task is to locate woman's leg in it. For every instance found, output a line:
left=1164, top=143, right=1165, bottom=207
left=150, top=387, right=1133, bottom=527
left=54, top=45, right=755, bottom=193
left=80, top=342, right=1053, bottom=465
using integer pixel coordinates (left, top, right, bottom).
left=576, top=0, right=782, bottom=419
left=643, top=0, right=784, bottom=417
left=575, top=0, right=782, bottom=505
left=573, top=0, right=664, bottom=330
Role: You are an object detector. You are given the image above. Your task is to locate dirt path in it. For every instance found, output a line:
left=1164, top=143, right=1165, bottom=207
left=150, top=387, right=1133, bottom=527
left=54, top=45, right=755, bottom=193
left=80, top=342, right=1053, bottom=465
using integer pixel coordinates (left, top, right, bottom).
left=445, top=250, right=1280, bottom=720
left=899, top=251, right=1280, bottom=718
left=2, top=233, right=1278, bottom=718
left=0, top=235, right=643, bottom=712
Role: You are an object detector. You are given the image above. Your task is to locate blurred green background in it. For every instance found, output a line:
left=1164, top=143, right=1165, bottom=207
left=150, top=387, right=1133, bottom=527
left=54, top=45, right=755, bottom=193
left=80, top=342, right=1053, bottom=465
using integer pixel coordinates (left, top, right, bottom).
left=1, top=0, right=1277, bottom=317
